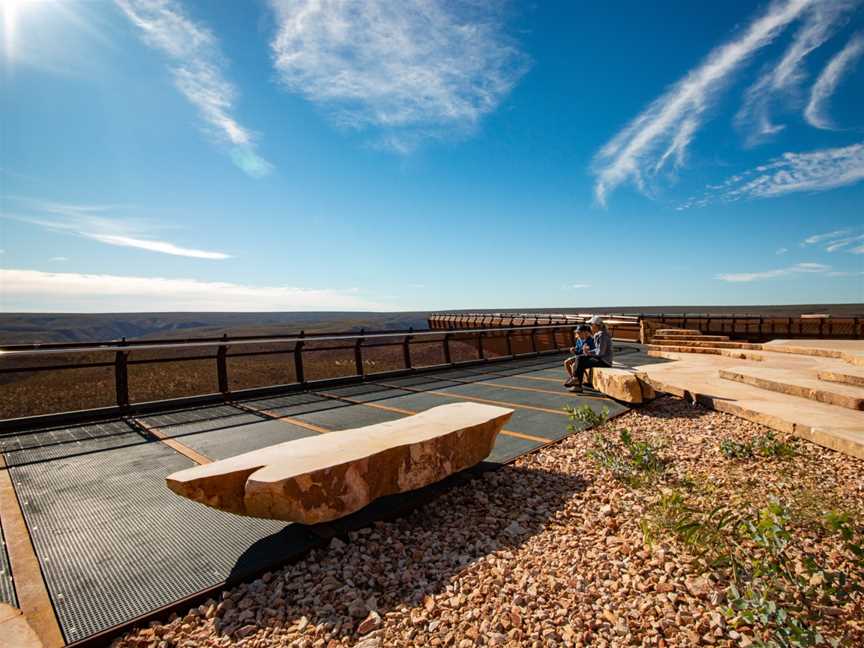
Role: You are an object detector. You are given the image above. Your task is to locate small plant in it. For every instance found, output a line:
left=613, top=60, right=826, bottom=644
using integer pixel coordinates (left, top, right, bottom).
left=564, top=403, right=609, bottom=431
left=720, top=438, right=755, bottom=459
left=588, top=429, right=665, bottom=487
left=754, top=431, right=796, bottom=458
left=718, top=432, right=795, bottom=460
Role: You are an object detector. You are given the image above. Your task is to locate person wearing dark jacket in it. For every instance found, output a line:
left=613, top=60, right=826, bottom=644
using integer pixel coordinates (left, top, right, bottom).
left=569, top=316, right=613, bottom=393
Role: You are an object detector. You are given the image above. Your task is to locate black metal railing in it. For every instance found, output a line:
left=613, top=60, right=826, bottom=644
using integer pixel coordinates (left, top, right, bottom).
left=429, top=312, right=864, bottom=340
left=0, top=323, right=581, bottom=430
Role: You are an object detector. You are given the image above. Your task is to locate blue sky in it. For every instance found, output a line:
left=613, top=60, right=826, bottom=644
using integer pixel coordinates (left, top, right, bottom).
left=1, top=0, right=863, bottom=312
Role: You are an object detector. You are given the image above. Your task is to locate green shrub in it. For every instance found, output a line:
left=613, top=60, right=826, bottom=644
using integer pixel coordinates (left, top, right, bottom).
left=720, top=438, right=755, bottom=459
left=718, top=432, right=795, bottom=461
left=564, top=403, right=609, bottom=431
left=643, top=492, right=861, bottom=647
left=754, top=431, right=796, bottom=458
left=589, top=429, right=665, bottom=487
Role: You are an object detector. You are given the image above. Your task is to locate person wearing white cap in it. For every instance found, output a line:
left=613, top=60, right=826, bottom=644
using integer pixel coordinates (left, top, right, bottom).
left=568, top=316, right=613, bottom=393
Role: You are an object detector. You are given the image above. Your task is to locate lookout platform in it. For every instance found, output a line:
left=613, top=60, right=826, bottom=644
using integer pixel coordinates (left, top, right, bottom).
left=0, top=347, right=654, bottom=647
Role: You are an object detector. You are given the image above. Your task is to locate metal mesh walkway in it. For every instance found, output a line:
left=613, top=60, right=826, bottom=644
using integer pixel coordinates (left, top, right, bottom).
left=0, top=349, right=648, bottom=644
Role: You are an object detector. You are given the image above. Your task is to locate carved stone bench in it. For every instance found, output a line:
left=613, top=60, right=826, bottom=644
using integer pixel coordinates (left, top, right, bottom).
left=166, top=402, right=513, bottom=524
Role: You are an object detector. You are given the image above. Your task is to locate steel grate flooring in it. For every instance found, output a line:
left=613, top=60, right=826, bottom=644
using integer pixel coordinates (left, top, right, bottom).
left=0, top=348, right=651, bottom=643
left=8, top=423, right=305, bottom=643
left=0, top=511, right=14, bottom=607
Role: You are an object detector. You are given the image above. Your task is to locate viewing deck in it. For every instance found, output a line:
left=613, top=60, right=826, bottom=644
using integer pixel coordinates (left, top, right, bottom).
left=0, top=346, right=654, bottom=647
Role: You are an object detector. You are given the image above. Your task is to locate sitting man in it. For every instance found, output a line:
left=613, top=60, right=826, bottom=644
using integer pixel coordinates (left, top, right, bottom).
left=569, top=316, right=614, bottom=393
left=564, top=324, right=594, bottom=386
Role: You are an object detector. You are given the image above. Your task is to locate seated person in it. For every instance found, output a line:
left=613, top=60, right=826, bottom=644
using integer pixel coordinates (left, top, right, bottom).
left=564, top=324, right=594, bottom=386
left=569, top=316, right=614, bottom=393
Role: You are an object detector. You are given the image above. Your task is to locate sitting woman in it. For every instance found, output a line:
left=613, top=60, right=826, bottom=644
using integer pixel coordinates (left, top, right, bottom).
left=569, top=316, right=613, bottom=393
left=564, top=325, right=594, bottom=386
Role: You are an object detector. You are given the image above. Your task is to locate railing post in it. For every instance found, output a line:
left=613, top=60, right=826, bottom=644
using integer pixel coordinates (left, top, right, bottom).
left=758, top=317, right=763, bottom=339
left=530, top=327, right=538, bottom=355
left=217, top=336, right=229, bottom=396
left=443, top=333, right=452, bottom=365
left=819, top=317, right=824, bottom=337
left=294, top=330, right=306, bottom=385
left=354, top=330, right=365, bottom=377
left=505, top=329, right=513, bottom=357
left=477, top=331, right=485, bottom=360
left=403, top=329, right=413, bottom=370
left=114, top=342, right=129, bottom=409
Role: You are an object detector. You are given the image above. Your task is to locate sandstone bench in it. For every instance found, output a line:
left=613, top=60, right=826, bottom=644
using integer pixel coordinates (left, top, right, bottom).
left=588, top=366, right=656, bottom=404
left=166, top=403, right=513, bottom=524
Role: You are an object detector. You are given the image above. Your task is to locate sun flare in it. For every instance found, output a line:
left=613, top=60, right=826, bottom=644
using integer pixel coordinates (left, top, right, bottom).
left=1, top=0, right=46, bottom=61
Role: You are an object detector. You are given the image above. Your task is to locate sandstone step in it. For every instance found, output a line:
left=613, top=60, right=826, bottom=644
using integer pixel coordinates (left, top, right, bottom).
left=761, top=341, right=864, bottom=367
left=655, top=329, right=703, bottom=336
left=646, top=344, right=722, bottom=355
left=652, top=339, right=762, bottom=350
left=166, top=402, right=513, bottom=524
left=719, top=367, right=864, bottom=411
left=817, top=370, right=864, bottom=388
left=719, top=349, right=766, bottom=361
left=653, top=334, right=730, bottom=342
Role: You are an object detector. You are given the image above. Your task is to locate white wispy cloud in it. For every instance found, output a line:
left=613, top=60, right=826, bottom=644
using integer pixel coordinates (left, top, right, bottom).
left=689, top=142, right=864, bottom=204
left=592, top=0, right=812, bottom=206
left=4, top=197, right=232, bottom=260
left=803, top=228, right=852, bottom=245
left=805, top=31, right=864, bottom=129
left=776, top=247, right=788, bottom=254
left=49, top=256, right=69, bottom=262
left=563, top=284, right=591, bottom=289
left=268, top=0, right=528, bottom=151
left=736, top=2, right=853, bottom=143
left=826, top=270, right=864, bottom=276
left=717, top=261, right=830, bottom=282
left=0, top=268, right=392, bottom=312
left=86, top=233, right=230, bottom=259
left=824, top=233, right=864, bottom=252
left=115, top=0, right=272, bottom=177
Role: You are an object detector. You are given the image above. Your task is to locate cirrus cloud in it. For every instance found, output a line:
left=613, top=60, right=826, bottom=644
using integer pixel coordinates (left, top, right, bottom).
left=592, top=0, right=813, bottom=206
left=269, top=0, right=528, bottom=152
left=115, top=0, right=272, bottom=177
left=805, top=32, right=864, bottom=129
left=716, top=261, right=830, bottom=282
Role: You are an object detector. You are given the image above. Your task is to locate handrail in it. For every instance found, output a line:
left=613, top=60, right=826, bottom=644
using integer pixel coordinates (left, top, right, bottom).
left=0, top=323, right=578, bottom=358
left=0, top=322, right=583, bottom=426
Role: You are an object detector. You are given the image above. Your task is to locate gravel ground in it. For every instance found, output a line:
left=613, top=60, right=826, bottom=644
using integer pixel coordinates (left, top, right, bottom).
left=114, top=397, right=864, bottom=648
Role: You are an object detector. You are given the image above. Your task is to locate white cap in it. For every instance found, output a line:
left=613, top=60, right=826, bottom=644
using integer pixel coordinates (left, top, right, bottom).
left=587, top=315, right=604, bottom=325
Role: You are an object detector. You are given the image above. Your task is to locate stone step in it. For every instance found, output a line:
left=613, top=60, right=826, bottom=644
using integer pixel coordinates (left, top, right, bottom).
left=655, top=329, right=702, bottom=336
left=653, top=334, right=730, bottom=342
left=761, top=341, right=864, bottom=368
left=651, top=339, right=762, bottom=350
left=719, top=367, right=864, bottom=411
left=817, top=370, right=864, bottom=388
left=646, top=344, right=722, bottom=355
left=647, top=348, right=767, bottom=362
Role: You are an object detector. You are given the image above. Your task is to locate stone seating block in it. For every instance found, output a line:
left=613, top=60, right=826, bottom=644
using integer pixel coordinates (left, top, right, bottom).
left=166, top=402, right=513, bottom=524
left=591, top=367, right=656, bottom=404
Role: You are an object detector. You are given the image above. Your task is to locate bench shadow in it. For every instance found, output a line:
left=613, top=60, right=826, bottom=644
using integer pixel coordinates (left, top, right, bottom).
left=222, top=461, right=588, bottom=642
